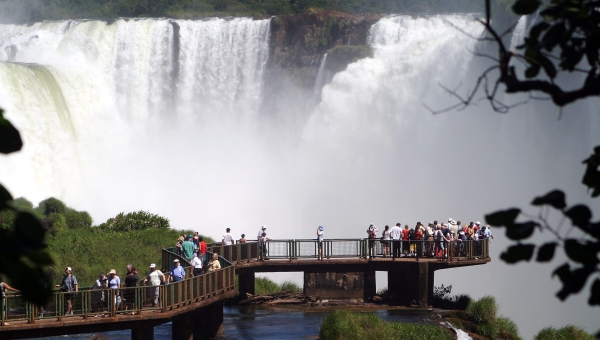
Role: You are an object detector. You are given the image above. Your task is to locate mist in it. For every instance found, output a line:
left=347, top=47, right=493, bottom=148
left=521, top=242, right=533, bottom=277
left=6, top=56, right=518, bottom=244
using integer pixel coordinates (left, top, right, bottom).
left=0, top=14, right=598, bottom=339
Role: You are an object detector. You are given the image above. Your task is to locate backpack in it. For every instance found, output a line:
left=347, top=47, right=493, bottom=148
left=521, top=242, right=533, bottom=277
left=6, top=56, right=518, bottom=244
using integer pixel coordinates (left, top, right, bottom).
left=408, top=229, right=416, bottom=240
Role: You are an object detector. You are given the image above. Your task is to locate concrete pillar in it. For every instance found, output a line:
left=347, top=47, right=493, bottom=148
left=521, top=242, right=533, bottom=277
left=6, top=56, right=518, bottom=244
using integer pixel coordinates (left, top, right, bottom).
left=387, top=262, right=432, bottom=307
left=194, top=300, right=224, bottom=339
left=172, top=313, right=193, bottom=340
left=132, top=326, right=154, bottom=340
left=304, top=272, right=365, bottom=299
left=363, top=270, right=376, bottom=302
left=238, top=272, right=255, bottom=298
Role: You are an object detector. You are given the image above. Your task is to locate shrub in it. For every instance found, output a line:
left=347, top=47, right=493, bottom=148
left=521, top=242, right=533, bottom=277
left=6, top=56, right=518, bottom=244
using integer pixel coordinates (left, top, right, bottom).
left=255, top=276, right=280, bottom=295
left=497, top=316, right=520, bottom=339
left=279, top=280, right=302, bottom=293
left=37, top=197, right=67, bottom=216
left=467, top=295, right=497, bottom=325
left=432, top=284, right=471, bottom=310
left=478, top=322, right=499, bottom=339
left=96, top=211, right=170, bottom=231
left=64, top=209, right=92, bottom=229
left=534, top=325, right=596, bottom=340
left=377, top=286, right=388, bottom=295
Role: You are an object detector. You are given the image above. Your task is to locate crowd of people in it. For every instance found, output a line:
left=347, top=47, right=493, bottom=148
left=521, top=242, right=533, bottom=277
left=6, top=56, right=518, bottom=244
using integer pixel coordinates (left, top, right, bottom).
left=368, top=219, right=493, bottom=260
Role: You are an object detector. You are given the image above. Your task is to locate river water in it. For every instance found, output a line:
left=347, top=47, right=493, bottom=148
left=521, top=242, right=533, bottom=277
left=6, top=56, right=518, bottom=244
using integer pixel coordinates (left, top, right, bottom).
left=34, top=306, right=441, bottom=339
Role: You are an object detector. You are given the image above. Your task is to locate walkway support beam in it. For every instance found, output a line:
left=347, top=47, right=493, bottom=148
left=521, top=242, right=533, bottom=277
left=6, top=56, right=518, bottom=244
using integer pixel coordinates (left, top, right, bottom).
left=387, top=262, right=434, bottom=307
left=132, top=326, right=154, bottom=340
left=238, top=272, right=255, bottom=298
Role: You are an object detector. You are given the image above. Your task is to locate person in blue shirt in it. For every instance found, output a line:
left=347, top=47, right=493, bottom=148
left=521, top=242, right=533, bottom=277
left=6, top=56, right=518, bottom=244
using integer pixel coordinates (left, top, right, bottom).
left=170, top=259, right=186, bottom=282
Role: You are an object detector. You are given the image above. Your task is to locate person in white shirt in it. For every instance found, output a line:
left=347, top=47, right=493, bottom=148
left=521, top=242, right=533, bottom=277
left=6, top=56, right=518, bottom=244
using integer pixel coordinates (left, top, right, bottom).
left=257, top=225, right=266, bottom=242
left=222, top=228, right=234, bottom=246
left=390, top=223, right=402, bottom=259
left=191, top=251, right=203, bottom=276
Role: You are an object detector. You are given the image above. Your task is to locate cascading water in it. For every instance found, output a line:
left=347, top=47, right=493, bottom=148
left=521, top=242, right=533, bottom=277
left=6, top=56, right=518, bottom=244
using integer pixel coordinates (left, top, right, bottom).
left=0, top=14, right=598, bottom=339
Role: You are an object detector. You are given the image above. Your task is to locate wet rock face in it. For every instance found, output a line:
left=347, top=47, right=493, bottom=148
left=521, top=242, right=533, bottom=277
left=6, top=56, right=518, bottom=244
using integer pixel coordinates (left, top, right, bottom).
left=268, top=11, right=380, bottom=87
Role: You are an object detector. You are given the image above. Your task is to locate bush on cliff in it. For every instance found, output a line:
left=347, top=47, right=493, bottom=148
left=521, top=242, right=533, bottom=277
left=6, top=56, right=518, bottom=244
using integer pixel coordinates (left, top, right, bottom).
left=465, top=295, right=521, bottom=340
left=534, top=326, right=596, bottom=340
left=96, top=211, right=170, bottom=231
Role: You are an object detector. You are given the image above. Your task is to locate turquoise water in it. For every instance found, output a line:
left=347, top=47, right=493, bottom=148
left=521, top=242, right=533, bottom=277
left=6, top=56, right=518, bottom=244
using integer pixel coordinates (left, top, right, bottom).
left=35, top=306, right=434, bottom=339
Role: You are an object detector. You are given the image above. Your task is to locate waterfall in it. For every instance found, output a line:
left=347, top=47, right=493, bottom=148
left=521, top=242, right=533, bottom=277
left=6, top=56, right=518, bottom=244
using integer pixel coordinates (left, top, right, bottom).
left=0, top=15, right=598, bottom=338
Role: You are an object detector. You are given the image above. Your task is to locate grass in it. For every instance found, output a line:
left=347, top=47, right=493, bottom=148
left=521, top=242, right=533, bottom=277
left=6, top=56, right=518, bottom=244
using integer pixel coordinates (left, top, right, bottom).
left=320, top=310, right=454, bottom=340
left=254, top=276, right=302, bottom=295
left=466, top=295, right=497, bottom=325
left=534, top=326, right=597, bottom=340
left=46, top=227, right=214, bottom=286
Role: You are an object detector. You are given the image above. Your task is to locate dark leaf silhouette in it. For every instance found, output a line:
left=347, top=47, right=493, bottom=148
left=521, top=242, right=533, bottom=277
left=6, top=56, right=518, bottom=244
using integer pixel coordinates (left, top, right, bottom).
left=505, top=221, right=538, bottom=240
left=531, top=190, right=567, bottom=210
left=512, top=0, right=542, bottom=15
left=536, top=242, right=558, bottom=262
left=500, top=244, right=535, bottom=264
left=485, top=208, right=520, bottom=227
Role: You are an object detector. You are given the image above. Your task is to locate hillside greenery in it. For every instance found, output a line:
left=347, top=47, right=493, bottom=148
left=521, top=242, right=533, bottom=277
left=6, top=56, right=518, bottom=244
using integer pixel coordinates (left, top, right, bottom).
left=0, top=0, right=515, bottom=22
left=0, top=196, right=214, bottom=286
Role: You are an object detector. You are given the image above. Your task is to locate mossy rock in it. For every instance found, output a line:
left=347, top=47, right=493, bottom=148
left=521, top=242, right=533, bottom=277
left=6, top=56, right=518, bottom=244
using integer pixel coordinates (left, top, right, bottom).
left=326, top=45, right=373, bottom=72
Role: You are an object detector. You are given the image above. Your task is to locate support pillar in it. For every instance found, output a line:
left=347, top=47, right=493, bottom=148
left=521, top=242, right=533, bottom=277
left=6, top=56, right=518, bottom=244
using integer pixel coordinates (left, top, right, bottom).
left=387, top=262, right=432, bottom=307
left=172, top=313, right=193, bottom=340
left=194, top=300, right=224, bottom=339
left=238, top=272, right=255, bottom=298
left=132, top=326, right=154, bottom=340
left=363, top=270, right=376, bottom=302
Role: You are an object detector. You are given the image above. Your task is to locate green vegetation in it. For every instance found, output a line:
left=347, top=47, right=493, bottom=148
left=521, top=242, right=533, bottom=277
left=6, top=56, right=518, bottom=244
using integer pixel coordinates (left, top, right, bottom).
left=432, top=284, right=471, bottom=311
left=534, top=325, right=597, bottom=340
left=320, top=310, right=453, bottom=340
left=96, top=211, right=170, bottom=232
left=254, top=276, right=302, bottom=295
left=0, top=0, right=514, bottom=23
left=0, top=195, right=213, bottom=286
left=464, top=296, right=521, bottom=339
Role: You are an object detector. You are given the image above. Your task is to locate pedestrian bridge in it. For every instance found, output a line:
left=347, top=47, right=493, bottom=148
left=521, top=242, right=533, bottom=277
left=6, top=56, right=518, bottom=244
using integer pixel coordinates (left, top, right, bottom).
left=0, top=239, right=490, bottom=339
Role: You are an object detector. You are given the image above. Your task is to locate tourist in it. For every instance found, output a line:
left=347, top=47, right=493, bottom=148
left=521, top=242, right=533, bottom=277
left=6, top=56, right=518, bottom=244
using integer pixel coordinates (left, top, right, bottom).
left=382, top=225, right=391, bottom=258
left=434, top=225, right=444, bottom=259
left=390, top=223, right=402, bottom=259
left=124, top=267, right=139, bottom=314
left=0, top=275, right=19, bottom=325
left=91, top=274, right=107, bottom=317
left=408, top=224, right=417, bottom=256
left=175, top=235, right=185, bottom=255
left=144, top=264, right=165, bottom=307
left=257, top=225, right=266, bottom=242
left=56, top=267, right=78, bottom=316
left=415, top=223, right=423, bottom=259
left=316, top=226, right=324, bottom=260
left=425, top=222, right=434, bottom=257
left=450, top=221, right=459, bottom=240
left=107, top=269, right=121, bottom=310
left=483, top=225, right=493, bottom=241
left=240, top=234, right=247, bottom=243
left=260, top=232, right=271, bottom=259
left=193, top=235, right=199, bottom=251
left=402, top=225, right=410, bottom=257
left=181, top=235, right=195, bottom=262
left=170, top=259, right=185, bottom=282
left=191, top=251, right=203, bottom=276
left=208, top=253, right=221, bottom=272
left=366, top=224, right=378, bottom=258
left=222, top=227, right=234, bottom=246
left=199, top=236, right=208, bottom=264
left=126, top=264, right=133, bottom=275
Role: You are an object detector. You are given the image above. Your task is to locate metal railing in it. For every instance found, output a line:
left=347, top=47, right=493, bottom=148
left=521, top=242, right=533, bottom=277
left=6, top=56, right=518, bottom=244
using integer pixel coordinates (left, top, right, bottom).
left=206, top=238, right=489, bottom=261
left=0, top=248, right=235, bottom=326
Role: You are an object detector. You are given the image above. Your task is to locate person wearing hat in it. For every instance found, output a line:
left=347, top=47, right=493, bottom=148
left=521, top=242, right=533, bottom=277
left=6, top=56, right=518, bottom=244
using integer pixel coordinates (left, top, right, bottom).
left=170, top=259, right=185, bottom=283
left=144, top=264, right=165, bottom=307
left=239, top=234, right=247, bottom=244
left=56, top=267, right=78, bottom=316
left=257, top=225, right=267, bottom=242
left=106, top=269, right=121, bottom=310
left=316, top=226, right=324, bottom=260
left=366, top=224, right=378, bottom=258
left=222, top=228, right=234, bottom=246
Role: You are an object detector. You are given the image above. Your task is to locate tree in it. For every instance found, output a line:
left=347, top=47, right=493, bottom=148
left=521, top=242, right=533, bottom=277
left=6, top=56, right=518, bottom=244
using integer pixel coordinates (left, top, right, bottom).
left=0, top=108, right=54, bottom=305
left=454, top=0, right=600, bottom=336
left=437, top=0, right=600, bottom=113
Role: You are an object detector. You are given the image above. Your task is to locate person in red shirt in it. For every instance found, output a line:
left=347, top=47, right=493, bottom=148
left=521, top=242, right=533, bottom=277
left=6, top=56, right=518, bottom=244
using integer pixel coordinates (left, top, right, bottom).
left=198, top=236, right=208, bottom=265
left=402, top=225, right=410, bottom=257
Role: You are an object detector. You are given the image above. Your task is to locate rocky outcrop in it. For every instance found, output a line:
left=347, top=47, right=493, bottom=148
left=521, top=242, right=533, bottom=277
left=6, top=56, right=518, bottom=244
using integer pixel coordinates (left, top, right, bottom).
left=267, top=11, right=380, bottom=88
